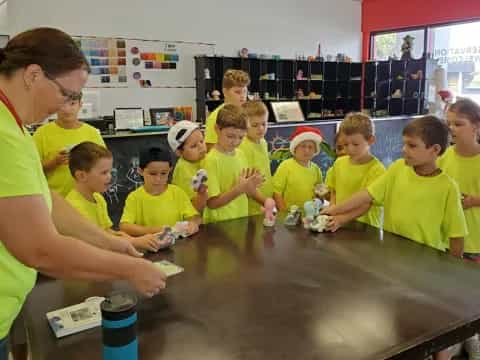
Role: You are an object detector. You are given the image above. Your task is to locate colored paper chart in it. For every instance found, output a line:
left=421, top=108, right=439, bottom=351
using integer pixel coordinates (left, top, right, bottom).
left=74, top=36, right=128, bottom=87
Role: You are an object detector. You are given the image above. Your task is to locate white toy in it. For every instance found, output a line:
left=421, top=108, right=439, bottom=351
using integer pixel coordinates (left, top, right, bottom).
left=191, top=169, right=208, bottom=192
left=156, top=227, right=176, bottom=250
left=309, top=215, right=331, bottom=233
left=173, top=221, right=190, bottom=239
left=284, top=205, right=301, bottom=226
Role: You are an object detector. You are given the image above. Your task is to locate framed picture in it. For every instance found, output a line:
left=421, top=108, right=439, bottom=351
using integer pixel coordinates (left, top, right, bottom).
left=270, top=101, right=305, bottom=122
left=149, top=107, right=175, bottom=126
left=114, top=107, right=144, bottom=130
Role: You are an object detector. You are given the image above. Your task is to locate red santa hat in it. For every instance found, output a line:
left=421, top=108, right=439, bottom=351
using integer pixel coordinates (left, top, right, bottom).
left=289, top=126, right=324, bottom=155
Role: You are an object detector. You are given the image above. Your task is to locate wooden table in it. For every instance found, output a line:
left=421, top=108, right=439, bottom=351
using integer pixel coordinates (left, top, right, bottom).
left=19, top=216, right=480, bottom=359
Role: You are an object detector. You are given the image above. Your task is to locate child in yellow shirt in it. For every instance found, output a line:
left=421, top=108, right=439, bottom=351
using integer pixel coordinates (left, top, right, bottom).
left=439, top=98, right=480, bottom=260
left=205, top=69, right=250, bottom=150
left=66, top=142, right=160, bottom=252
left=203, top=104, right=263, bottom=223
left=322, top=116, right=467, bottom=257
left=168, top=120, right=208, bottom=212
left=120, top=147, right=201, bottom=236
left=273, top=126, right=324, bottom=211
left=33, top=93, right=106, bottom=197
left=238, top=101, right=274, bottom=215
left=326, top=113, right=385, bottom=229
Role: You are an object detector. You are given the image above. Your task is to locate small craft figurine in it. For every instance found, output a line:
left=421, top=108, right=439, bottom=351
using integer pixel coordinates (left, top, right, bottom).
left=401, top=35, right=414, bottom=61
left=309, top=215, right=331, bottom=233
left=296, top=69, right=304, bottom=80
left=204, top=68, right=211, bottom=79
left=392, top=89, right=402, bottom=98
left=157, top=227, right=176, bottom=250
left=239, top=48, right=249, bottom=58
left=211, top=90, right=221, bottom=101
left=302, top=199, right=324, bottom=229
left=315, top=183, right=329, bottom=199
left=410, top=70, right=423, bottom=80
left=191, top=169, right=208, bottom=192
left=262, top=198, right=278, bottom=227
left=296, top=88, right=305, bottom=98
left=284, top=205, right=301, bottom=226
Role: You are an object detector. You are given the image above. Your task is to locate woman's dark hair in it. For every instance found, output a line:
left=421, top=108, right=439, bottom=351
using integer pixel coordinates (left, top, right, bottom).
left=0, top=27, right=90, bottom=77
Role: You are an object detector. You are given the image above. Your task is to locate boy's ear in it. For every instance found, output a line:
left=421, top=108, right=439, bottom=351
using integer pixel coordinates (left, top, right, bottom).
left=137, top=167, right=144, bottom=176
left=430, top=143, right=442, bottom=156
left=368, top=135, right=376, bottom=146
left=74, top=169, right=88, bottom=182
left=175, top=149, right=182, bottom=157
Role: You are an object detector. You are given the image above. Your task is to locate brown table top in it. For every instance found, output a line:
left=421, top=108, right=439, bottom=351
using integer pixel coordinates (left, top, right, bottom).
left=20, top=216, right=480, bottom=360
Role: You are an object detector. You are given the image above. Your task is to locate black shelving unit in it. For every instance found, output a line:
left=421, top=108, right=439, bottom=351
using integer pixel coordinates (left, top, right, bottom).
left=195, top=56, right=363, bottom=123
left=363, top=58, right=432, bottom=117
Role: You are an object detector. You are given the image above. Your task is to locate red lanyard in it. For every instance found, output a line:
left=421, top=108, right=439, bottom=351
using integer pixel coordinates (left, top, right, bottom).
left=0, top=88, right=24, bottom=133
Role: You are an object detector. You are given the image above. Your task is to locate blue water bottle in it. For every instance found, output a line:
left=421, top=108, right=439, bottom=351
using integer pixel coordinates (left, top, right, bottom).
left=101, top=292, right=138, bottom=360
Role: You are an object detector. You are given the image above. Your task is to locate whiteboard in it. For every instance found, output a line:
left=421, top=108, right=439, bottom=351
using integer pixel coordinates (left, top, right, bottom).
left=73, top=36, right=215, bottom=117
left=75, top=36, right=215, bottom=88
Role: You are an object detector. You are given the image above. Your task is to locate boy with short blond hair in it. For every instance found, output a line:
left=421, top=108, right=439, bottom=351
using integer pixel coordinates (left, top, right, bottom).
left=203, top=104, right=263, bottom=223
left=326, top=112, right=385, bottom=229
left=66, top=142, right=160, bottom=252
left=205, top=69, right=251, bottom=149
left=238, top=101, right=274, bottom=215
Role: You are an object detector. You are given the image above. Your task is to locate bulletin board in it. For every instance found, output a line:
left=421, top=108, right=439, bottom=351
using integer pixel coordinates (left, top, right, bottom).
left=74, top=36, right=215, bottom=89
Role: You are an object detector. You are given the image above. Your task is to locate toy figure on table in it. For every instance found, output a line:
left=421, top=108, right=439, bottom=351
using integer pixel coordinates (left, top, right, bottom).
left=302, top=198, right=323, bottom=229
left=262, top=198, right=278, bottom=227
left=284, top=205, right=301, bottom=226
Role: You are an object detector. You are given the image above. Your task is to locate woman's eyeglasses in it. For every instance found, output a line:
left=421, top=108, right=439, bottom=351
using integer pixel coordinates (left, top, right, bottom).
left=43, top=71, right=82, bottom=102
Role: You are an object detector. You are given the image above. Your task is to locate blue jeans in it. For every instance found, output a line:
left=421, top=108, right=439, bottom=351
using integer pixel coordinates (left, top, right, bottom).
left=0, top=337, right=7, bottom=360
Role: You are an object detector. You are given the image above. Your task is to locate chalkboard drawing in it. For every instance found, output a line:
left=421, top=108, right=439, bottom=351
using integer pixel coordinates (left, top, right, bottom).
left=104, top=167, right=126, bottom=204
left=126, top=157, right=144, bottom=190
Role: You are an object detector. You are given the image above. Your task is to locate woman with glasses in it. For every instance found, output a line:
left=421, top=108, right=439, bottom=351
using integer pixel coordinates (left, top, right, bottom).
left=0, top=28, right=166, bottom=360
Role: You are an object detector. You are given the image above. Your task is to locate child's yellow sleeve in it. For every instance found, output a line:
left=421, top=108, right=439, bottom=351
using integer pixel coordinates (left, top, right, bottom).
left=204, top=111, right=218, bottom=144
left=367, top=171, right=389, bottom=206
left=325, top=165, right=336, bottom=190
left=97, top=195, right=113, bottom=229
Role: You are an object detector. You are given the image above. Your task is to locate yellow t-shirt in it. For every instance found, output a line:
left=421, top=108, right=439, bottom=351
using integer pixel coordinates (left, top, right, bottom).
left=367, top=159, right=467, bottom=251
left=204, top=104, right=224, bottom=145
left=273, top=158, right=323, bottom=210
left=66, top=188, right=113, bottom=230
left=438, top=146, right=480, bottom=253
left=326, top=155, right=385, bottom=228
left=33, top=121, right=106, bottom=197
left=203, top=147, right=249, bottom=223
left=0, top=103, right=52, bottom=339
left=120, top=184, right=198, bottom=227
left=238, top=137, right=273, bottom=215
left=171, top=157, right=204, bottom=200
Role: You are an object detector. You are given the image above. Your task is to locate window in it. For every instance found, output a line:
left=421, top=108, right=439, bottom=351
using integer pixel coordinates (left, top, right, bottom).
left=372, top=29, right=425, bottom=61
left=428, top=21, right=480, bottom=103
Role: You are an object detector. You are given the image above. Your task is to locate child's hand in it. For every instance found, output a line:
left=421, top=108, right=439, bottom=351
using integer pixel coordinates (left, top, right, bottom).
left=462, top=194, right=479, bottom=209
left=325, top=215, right=346, bottom=232
left=187, top=221, right=199, bottom=235
left=133, top=234, right=161, bottom=252
left=54, top=150, right=69, bottom=166
left=197, top=183, right=208, bottom=195
left=245, top=169, right=264, bottom=196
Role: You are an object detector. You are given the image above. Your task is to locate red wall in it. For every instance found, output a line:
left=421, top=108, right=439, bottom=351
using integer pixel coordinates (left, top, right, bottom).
left=362, top=0, right=480, bottom=60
